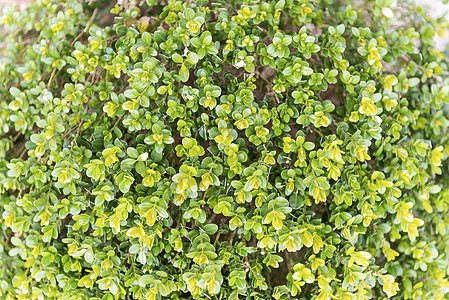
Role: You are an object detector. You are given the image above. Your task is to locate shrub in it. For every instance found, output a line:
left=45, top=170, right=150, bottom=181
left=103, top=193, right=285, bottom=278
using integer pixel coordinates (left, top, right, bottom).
left=1, top=0, right=449, bottom=299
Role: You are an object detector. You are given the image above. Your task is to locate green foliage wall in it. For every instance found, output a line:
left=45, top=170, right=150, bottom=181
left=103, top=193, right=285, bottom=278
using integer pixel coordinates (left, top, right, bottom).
left=1, top=0, right=449, bottom=299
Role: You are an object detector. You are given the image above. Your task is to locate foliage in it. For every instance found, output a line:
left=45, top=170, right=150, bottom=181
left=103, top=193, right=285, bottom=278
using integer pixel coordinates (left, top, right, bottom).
left=1, top=0, right=449, bottom=299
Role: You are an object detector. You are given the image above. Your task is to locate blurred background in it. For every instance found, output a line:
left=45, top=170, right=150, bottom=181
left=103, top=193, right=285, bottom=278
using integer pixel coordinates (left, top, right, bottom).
left=0, top=0, right=29, bottom=7
left=419, top=0, right=449, bottom=49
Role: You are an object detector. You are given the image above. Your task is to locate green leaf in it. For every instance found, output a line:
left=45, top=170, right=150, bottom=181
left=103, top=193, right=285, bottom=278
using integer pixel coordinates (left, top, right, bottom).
left=203, top=224, right=218, bottom=235
left=172, top=53, right=183, bottom=63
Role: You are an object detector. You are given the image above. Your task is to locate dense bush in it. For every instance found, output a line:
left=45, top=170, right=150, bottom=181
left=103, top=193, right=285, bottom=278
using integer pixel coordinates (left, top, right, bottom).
left=2, top=0, right=449, bottom=299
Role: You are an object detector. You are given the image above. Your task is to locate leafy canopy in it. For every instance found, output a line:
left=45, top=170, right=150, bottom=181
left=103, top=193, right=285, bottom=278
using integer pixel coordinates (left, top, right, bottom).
left=1, top=0, right=449, bottom=299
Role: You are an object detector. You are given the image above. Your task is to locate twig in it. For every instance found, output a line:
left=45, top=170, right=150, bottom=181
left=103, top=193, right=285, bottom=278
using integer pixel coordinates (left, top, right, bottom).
left=71, top=8, right=99, bottom=46
left=47, top=68, right=57, bottom=87
left=18, top=147, right=27, bottom=160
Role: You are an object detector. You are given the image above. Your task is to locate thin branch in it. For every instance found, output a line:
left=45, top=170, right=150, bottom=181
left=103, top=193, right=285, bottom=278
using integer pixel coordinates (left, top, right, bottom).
left=71, top=8, right=99, bottom=46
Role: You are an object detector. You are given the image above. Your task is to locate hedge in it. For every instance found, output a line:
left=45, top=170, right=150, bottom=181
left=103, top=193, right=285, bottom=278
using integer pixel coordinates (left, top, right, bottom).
left=1, top=0, right=449, bottom=299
